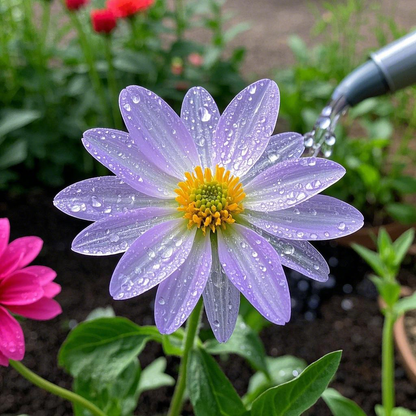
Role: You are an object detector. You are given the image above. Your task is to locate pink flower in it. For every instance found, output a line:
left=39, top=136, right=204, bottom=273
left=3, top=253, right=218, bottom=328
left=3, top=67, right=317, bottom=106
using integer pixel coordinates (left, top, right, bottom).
left=0, top=218, right=61, bottom=367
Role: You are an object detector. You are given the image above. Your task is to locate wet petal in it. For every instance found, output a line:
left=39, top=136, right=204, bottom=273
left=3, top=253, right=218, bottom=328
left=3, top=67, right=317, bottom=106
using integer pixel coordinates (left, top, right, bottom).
left=241, top=132, right=304, bottom=185
left=0, top=351, right=9, bottom=366
left=22, top=266, right=56, bottom=285
left=54, top=176, right=172, bottom=221
left=0, top=306, right=24, bottom=361
left=8, top=297, right=62, bottom=320
left=244, top=158, right=345, bottom=212
left=82, top=128, right=179, bottom=199
left=120, top=86, right=200, bottom=178
left=0, top=271, right=44, bottom=306
left=217, top=224, right=290, bottom=324
left=203, top=235, right=239, bottom=343
left=110, top=219, right=196, bottom=300
left=0, top=218, right=10, bottom=258
left=212, top=79, right=279, bottom=177
left=155, top=233, right=211, bottom=334
left=241, top=195, right=364, bottom=240
left=72, top=207, right=180, bottom=256
left=181, top=87, right=220, bottom=169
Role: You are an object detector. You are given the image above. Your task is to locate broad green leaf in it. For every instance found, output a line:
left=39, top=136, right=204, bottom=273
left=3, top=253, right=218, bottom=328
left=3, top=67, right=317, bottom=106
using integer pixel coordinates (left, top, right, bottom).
left=392, top=229, right=415, bottom=266
left=375, top=405, right=416, bottom=416
left=394, top=292, right=416, bottom=316
left=377, top=228, right=392, bottom=255
left=73, top=359, right=141, bottom=416
left=244, top=356, right=307, bottom=405
left=59, top=317, right=159, bottom=383
left=250, top=350, right=342, bottom=416
left=0, top=140, right=27, bottom=169
left=188, top=347, right=248, bottom=416
left=205, top=316, right=268, bottom=373
left=0, top=109, right=41, bottom=139
left=85, top=306, right=116, bottom=321
left=162, top=329, right=185, bottom=356
left=351, top=244, right=385, bottom=277
left=386, top=203, right=416, bottom=225
left=137, top=357, right=174, bottom=395
left=322, top=388, right=367, bottom=416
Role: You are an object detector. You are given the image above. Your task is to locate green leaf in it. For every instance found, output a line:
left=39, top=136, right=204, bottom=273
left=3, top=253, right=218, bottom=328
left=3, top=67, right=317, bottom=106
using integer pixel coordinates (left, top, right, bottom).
left=370, top=276, right=401, bottom=308
left=113, top=51, right=155, bottom=75
left=244, top=356, right=307, bottom=405
left=161, top=329, right=185, bottom=356
left=392, top=177, right=416, bottom=194
left=0, top=140, right=27, bottom=169
left=85, top=306, right=116, bottom=321
left=0, top=109, right=41, bottom=139
left=188, top=347, right=248, bottom=416
left=386, top=203, right=416, bottom=225
left=392, top=229, right=415, bottom=266
left=205, top=316, right=268, bottom=373
left=351, top=244, right=385, bottom=277
left=223, top=22, right=251, bottom=43
left=349, top=98, right=378, bottom=118
left=137, top=357, right=175, bottom=395
left=288, top=35, right=308, bottom=62
left=322, top=388, right=367, bottom=416
left=250, top=350, right=342, bottom=416
left=394, top=292, right=416, bottom=316
left=375, top=405, right=416, bottom=416
left=59, top=317, right=159, bottom=383
left=377, top=228, right=392, bottom=254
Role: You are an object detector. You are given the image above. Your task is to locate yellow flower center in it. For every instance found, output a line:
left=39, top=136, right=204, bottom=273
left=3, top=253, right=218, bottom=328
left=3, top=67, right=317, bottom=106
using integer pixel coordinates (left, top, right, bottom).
left=175, top=166, right=245, bottom=235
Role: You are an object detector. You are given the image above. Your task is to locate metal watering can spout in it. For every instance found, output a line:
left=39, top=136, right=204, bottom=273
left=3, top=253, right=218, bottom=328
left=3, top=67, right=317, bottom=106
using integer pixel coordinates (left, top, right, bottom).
left=304, top=30, right=416, bottom=157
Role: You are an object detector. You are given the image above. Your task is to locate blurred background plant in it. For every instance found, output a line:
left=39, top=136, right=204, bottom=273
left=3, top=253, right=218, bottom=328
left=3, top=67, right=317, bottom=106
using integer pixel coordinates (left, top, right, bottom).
left=275, top=0, right=416, bottom=226
left=0, top=0, right=247, bottom=190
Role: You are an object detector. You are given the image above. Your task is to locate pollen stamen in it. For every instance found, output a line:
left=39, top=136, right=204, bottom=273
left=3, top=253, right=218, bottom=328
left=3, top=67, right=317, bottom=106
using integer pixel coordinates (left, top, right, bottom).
left=175, top=165, right=245, bottom=235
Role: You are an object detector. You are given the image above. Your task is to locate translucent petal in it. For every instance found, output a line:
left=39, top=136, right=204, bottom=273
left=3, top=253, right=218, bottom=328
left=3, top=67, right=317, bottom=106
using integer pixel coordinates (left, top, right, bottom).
left=241, top=195, right=364, bottom=240
left=241, top=132, right=304, bottom=185
left=119, top=86, right=200, bottom=178
left=72, top=207, right=180, bottom=256
left=217, top=224, right=290, bottom=324
left=0, top=306, right=24, bottom=361
left=8, top=297, right=62, bottom=320
left=0, top=218, right=10, bottom=258
left=155, top=233, right=211, bottom=334
left=22, top=266, right=56, bottom=285
left=244, top=157, right=345, bottom=212
left=244, top=223, right=329, bottom=282
left=0, top=271, right=44, bottom=305
left=203, top=235, right=239, bottom=343
left=82, top=128, right=178, bottom=199
left=212, top=79, right=279, bottom=177
left=54, top=176, right=173, bottom=221
left=181, top=87, right=220, bottom=169
left=110, top=219, right=196, bottom=300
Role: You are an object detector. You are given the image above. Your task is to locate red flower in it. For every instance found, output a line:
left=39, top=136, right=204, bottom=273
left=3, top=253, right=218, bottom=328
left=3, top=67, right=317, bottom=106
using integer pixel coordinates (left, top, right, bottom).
left=65, top=0, right=88, bottom=11
left=91, top=9, right=117, bottom=34
left=171, top=57, right=183, bottom=76
left=188, top=53, right=203, bottom=67
left=107, top=0, right=153, bottom=18
left=0, top=219, right=61, bottom=366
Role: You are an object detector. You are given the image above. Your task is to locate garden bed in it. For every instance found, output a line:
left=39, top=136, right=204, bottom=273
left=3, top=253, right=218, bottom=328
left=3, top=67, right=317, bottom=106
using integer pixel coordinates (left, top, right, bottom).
left=1, top=190, right=416, bottom=415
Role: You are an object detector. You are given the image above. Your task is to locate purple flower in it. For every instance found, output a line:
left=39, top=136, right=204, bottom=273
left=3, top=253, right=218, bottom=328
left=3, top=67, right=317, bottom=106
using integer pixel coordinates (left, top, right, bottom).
left=54, top=80, right=363, bottom=342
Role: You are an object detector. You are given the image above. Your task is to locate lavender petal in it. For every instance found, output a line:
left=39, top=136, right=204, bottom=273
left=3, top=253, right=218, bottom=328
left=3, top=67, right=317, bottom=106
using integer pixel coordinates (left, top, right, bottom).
left=217, top=224, right=291, bottom=325
left=181, top=87, right=220, bottom=169
left=72, top=207, right=180, bottom=256
left=203, top=235, right=240, bottom=343
left=155, top=233, right=211, bottom=334
left=244, top=157, right=345, bottom=212
left=241, top=132, right=304, bottom=185
left=110, top=219, right=196, bottom=300
left=54, top=176, right=173, bottom=221
left=241, top=195, right=364, bottom=240
left=212, top=79, right=280, bottom=177
left=83, top=129, right=179, bottom=198
left=119, top=86, right=200, bottom=178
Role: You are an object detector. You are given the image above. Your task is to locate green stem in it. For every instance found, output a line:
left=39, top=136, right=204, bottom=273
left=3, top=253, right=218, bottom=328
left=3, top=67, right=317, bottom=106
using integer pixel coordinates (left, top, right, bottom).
left=167, top=299, right=203, bottom=416
left=104, top=36, right=122, bottom=129
left=382, top=309, right=395, bottom=416
left=68, top=10, right=111, bottom=125
left=9, top=360, right=106, bottom=416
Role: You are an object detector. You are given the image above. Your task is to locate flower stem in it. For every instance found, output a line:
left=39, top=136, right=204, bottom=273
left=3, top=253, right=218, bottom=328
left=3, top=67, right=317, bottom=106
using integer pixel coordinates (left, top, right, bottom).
left=9, top=360, right=106, bottom=416
left=104, top=35, right=122, bottom=129
left=168, top=298, right=203, bottom=416
left=382, top=309, right=395, bottom=416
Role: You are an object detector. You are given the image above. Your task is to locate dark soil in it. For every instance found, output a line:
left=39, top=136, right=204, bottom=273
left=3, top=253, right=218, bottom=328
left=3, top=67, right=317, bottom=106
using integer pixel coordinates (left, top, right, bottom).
left=1, top=190, right=416, bottom=416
